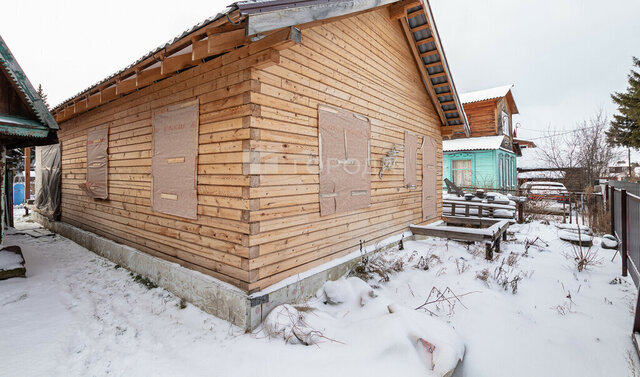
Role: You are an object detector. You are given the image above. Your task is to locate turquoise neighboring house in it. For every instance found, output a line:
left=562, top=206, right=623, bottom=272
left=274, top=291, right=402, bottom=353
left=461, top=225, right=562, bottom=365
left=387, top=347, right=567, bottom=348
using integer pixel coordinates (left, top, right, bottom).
left=442, top=85, right=520, bottom=191
left=443, top=135, right=517, bottom=190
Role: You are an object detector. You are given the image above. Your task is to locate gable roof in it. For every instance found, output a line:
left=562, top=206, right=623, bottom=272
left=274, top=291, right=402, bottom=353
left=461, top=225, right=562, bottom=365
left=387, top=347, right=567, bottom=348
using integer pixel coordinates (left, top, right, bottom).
left=443, top=135, right=511, bottom=153
left=0, top=36, right=58, bottom=131
left=51, top=0, right=468, bottom=133
left=460, top=84, right=513, bottom=104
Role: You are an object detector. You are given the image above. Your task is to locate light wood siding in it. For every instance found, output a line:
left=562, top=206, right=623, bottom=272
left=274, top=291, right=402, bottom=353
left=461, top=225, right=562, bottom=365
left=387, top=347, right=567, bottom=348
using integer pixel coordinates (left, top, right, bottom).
left=245, top=8, right=443, bottom=291
left=461, top=99, right=499, bottom=138
left=57, top=49, right=266, bottom=291
left=56, top=6, right=445, bottom=294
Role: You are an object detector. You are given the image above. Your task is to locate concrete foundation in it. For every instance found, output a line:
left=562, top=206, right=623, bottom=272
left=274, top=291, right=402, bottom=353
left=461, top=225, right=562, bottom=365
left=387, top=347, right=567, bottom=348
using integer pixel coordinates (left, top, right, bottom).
left=33, top=212, right=411, bottom=329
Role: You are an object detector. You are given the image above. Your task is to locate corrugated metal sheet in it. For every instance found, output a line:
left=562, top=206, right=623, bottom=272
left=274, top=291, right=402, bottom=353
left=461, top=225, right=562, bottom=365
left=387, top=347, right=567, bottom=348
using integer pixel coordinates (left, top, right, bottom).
left=0, top=36, right=58, bottom=130
left=52, top=7, right=235, bottom=111
left=443, top=135, right=506, bottom=152
left=460, top=84, right=513, bottom=104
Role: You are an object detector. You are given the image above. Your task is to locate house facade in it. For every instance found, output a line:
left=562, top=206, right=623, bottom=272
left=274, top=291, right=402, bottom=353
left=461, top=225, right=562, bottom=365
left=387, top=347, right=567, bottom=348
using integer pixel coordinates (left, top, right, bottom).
left=37, top=0, right=468, bottom=328
left=0, top=35, right=58, bottom=243
left=442, top=85, right=519, bottom=191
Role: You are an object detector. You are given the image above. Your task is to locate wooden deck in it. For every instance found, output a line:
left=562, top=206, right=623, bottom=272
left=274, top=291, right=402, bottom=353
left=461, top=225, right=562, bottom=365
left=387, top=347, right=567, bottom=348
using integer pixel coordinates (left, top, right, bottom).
left=411, top=219, right=510, bottom=259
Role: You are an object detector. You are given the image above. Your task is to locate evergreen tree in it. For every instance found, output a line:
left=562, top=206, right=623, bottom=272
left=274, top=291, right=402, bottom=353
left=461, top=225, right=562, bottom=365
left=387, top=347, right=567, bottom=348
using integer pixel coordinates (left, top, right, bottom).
left=606, top=57, right=640, bottom=148
left=36, top=84, right=49, bottom=110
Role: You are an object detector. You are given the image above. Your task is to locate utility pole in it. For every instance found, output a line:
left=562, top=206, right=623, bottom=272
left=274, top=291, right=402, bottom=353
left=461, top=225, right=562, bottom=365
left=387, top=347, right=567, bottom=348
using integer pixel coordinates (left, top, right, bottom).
left=629, top=148, right=632, bottom=179
left=24, top=147, right=30, bottom=201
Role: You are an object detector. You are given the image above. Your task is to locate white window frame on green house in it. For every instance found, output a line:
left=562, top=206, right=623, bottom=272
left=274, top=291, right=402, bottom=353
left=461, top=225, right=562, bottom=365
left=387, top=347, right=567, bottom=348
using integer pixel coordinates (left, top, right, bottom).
left=452, top=158, right=473, bottom=187
left=502, top=110, right=510, bottom=136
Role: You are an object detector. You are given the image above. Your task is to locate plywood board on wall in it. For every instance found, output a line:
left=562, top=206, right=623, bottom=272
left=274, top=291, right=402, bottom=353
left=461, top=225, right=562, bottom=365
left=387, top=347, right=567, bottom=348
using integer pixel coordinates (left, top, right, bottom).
left=422, top=134, right=437, bottom=221
left=151, top=100, right=199, bottom=219
left=404, top=131, right=417, bottom=188
left=318, top=104, right=371, bottom=216
left=80, top=126, right=109, bottom=199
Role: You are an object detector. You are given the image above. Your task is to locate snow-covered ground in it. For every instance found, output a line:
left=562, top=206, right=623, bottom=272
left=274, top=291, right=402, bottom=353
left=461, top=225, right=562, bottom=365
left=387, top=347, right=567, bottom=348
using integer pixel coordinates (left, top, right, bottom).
left=1, top=210, right=638, bottom=377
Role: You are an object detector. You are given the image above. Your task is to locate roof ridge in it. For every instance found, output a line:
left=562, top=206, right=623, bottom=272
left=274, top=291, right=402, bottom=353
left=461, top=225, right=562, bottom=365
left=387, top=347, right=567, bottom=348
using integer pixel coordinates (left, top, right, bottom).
left=0, top=36, right=58, bottom=130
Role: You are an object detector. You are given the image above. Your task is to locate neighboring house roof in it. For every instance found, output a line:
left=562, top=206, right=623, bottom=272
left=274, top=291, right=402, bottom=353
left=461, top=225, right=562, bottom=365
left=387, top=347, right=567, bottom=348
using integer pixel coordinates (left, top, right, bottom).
left=460, top=85, right=513, bottom=104
left=518, top=170, right=565, bottom=180
left=0, top=35, right=58, bottom=131
left=517, top=147, right=548, bottom=170
left=443, top=135, right=510, bottom=152
left=51, top=0, right=469, bottom=134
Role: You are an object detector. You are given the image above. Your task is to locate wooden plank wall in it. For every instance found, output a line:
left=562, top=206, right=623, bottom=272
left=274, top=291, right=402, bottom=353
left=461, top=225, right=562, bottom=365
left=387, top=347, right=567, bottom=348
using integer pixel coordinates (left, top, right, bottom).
left=245, top=7, right=443, bottom=291
left=0, top=70, right=32, bottom=118
left=57, top=47, right=274, bottom=291
left=461, top=99, right=498, bottom=138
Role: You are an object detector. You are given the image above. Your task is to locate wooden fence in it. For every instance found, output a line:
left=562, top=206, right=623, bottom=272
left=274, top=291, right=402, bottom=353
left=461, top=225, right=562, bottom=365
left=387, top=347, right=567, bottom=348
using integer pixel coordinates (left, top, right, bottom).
left=607, top=181, right=640, bottom=349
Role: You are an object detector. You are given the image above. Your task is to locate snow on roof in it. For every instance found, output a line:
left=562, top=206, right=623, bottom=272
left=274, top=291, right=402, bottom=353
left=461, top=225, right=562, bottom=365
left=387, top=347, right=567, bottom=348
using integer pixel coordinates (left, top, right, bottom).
left=459, top=84, right=513, bottom=104
left=517, top=147, right=551, bottom=170
left=518, top=171, right=565, bottom=179
left=443, top=135, right=506, bottom=152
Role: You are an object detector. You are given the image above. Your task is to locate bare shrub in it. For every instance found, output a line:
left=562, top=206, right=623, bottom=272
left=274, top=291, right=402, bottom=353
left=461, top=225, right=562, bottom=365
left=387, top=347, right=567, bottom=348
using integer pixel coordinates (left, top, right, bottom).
left=583, top=186, right=610, bottom=235
left=563, top=226, right=603, bottom=272
left=524, top=237, right=549, bottom=256
left=350, top=252, right=404, bottom=283
left=414, top=286, right=476, bottom=318
left=493, top=259, right=524, bottom=294
left=627, top=350, right=640, bottom=377
left=506, top=252, right=520, bottom=267
left=414, top=256, right=429, bottom=271
left=261, top=305, right=340, bottom=346
left=456, top=259, right=470, bottom=274
left=554, top=301, right=574, bottom=315
left=469, top=244, right=485, bottom=258
left=476, top=268, right=490, bottom=283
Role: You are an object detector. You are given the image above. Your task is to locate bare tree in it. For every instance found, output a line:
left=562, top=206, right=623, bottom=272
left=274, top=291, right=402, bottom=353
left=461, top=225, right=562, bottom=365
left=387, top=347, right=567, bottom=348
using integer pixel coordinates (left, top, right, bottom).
left=538, top=109, right=619, bottom=190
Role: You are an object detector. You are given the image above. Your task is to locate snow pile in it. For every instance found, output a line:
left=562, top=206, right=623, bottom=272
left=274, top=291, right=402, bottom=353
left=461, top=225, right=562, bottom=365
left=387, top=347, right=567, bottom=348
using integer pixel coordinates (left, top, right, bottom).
left=601, top=235, right=618, bottom=249
left=0, top=249, right=24, bottom=270
left=555, top=223, right=593, bottom=235
left=1, top=214, right=637, bottom=377
left=261, top=277, right=465, bottom=377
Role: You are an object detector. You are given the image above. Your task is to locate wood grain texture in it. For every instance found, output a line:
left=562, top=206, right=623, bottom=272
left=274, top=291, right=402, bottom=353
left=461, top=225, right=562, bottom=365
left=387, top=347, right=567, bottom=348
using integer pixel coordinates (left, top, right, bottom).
left=245, top=8, right=443, bottom=291
left=56, top=7, right=444, bottom=293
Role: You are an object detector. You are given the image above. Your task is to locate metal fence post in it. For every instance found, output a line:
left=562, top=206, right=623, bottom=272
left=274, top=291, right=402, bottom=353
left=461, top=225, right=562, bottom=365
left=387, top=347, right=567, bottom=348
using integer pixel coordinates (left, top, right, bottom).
left=621, top=189, right=628, bottom=277
left=610, top=186, right=615, bottom=236
left=605, top=183, right=609, bottom=212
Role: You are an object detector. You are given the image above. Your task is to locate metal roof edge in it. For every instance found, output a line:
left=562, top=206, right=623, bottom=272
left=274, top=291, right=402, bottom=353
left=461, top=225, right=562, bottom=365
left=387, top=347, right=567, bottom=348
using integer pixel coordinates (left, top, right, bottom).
left=422, top=0, right=469, bottom=136
left=0, top=35, right=59, bottom=130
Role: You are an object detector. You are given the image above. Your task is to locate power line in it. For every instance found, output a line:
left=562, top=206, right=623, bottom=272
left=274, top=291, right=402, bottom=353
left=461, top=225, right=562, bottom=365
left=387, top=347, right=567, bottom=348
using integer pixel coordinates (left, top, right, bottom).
left=521, top=125, right=602, bottom=141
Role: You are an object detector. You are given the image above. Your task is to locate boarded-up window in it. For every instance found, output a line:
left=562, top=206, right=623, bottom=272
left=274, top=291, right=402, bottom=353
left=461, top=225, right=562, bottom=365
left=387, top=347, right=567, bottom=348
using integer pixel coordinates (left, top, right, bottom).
left=151, top=100, right=199, bottom=219
left=404, top=131, right=417, bottom=188
left=80, top=126, right=108, bottom=199
left=422, top=135, right=438, bottom=221
left=318, top=105, right=370, bottom=216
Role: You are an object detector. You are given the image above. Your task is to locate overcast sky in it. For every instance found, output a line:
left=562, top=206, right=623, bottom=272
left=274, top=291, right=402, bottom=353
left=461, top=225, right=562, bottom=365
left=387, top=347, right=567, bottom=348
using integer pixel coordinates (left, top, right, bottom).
left=2, top=0, right=640, bottom=145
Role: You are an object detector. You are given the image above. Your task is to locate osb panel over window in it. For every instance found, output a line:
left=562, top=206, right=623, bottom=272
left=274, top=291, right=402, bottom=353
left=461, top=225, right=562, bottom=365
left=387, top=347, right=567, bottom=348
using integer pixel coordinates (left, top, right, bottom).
left=404, top=131, right=417, bottom=188
left=422, top=135, right=438, bottom=221
left=318, top=105, right=371, bottom=216
left=151, top=100, right=199, bottom=219
left=80, top=126, right=109, bottom=199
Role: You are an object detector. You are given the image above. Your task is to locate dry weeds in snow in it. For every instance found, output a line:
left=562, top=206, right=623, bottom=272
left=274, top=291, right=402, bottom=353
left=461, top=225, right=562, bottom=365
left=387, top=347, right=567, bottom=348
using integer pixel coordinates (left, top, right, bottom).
left=564, top=241, right=603, bottom=272
left=627, top=350, right=640, bottom=377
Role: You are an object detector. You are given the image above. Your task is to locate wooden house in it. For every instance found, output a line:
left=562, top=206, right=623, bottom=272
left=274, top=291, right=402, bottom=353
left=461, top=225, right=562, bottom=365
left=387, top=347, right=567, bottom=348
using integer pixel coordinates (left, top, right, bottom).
left=0, top=35, right=59, bottom=242
left=40, top=0, right=469, bottom=327
left=442, top=85, right=519, bottom=191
